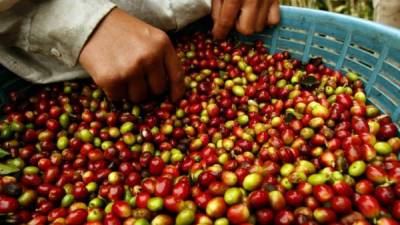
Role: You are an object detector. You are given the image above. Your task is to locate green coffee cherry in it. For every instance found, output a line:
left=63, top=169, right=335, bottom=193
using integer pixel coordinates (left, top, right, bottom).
left=374, top=142, right=392, bottom=155
left=348, top=160, right=366, bottom=177
left=224, top=187, right=242, bottom=205
left=308, top=173, right=329, bottom=185
left=176, top=209, right=195, bottom=225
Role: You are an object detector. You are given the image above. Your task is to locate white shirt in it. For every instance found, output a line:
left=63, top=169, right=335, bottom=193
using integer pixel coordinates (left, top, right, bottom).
left=0, top=0, right=211, bottom=83
left=373, top=0, right=400, bottom=28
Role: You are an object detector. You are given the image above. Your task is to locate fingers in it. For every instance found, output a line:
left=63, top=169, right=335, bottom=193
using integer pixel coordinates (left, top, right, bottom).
left=236, top=0, right=260, bottom=36
left=164, top=42, right=185, bottom=102
left=146, top=60, right=167, bottom=96
left=266, top=0, right=280, bottom=26
left=255, top=0, right=271, bottom=32
left=211, top=0, right=222, bottom=22
left=212, top=0, right=241, bottom=40
left=212, top=0, right=281, bottom=38
left=102, top=78, right=128, bottom=101
left=128, top=72, right=148, bottom=103
left=106, top=62, right=164, bottom=103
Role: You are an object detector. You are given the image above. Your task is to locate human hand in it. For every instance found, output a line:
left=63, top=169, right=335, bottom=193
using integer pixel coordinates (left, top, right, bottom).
left=211, top=0, right=280, bottom=40
left=79, top=8, right=184, bottom=102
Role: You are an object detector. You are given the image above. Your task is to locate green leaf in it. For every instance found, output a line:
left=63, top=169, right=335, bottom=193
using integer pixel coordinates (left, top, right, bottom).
left=219, top=71, right=227, bottom=77
left=0, top=148, right=9, bottom=158
left=0, top=163, right=20, bottom=175
left=301, top=76, right=319, bottom=89
left=285, top=111, right=296, bottom=123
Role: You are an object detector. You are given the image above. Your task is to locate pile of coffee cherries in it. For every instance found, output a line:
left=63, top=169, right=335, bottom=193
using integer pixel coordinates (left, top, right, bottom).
left=0, top=32, right=399, bottom=225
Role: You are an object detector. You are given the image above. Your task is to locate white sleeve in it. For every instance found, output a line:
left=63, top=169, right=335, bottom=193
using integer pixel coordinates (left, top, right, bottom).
left=0, top=0, right=116, bottom=67
left=112, top=0, right=211, bottom=30
left=171, top=0, right=212, bottom=29
left=373, top=0, right=400, bottom=28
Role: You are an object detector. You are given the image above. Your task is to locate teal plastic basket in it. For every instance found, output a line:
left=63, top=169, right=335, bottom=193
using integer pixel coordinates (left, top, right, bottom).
left=237, top=6, right=400, bottom=126
left=1, top=6, right=400, bottom=126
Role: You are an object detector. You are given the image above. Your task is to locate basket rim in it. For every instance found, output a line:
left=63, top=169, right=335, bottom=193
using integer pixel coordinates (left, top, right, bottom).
left=280, top=6, right=400, bottom=43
